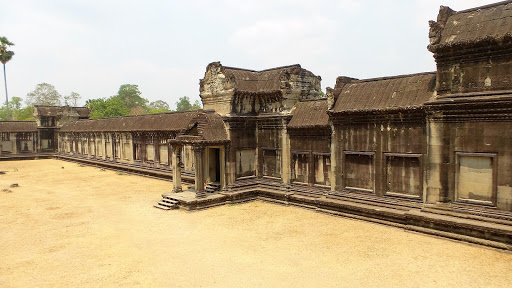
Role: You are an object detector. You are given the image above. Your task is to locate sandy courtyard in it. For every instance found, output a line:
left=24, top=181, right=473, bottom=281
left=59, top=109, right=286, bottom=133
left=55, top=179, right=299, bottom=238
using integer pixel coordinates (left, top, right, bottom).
left=0, top=159, right=511, bottom=287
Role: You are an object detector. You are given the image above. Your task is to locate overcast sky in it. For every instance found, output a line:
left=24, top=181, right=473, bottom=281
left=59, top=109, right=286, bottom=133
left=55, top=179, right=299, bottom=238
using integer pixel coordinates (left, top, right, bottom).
left=1, top=0, right=498, bottom=108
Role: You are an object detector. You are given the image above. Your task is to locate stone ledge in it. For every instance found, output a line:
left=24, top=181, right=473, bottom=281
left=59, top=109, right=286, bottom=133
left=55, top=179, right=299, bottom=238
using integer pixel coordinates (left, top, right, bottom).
left=169, top=186, right=512, bottom=250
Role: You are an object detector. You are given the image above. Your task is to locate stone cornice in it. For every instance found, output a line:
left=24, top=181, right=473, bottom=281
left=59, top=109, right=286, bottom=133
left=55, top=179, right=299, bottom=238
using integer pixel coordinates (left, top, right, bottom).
left=426, top=93, right=512, bottom=122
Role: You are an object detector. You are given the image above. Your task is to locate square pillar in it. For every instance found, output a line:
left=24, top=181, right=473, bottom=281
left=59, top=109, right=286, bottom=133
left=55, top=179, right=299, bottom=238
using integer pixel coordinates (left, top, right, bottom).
left=330, top=123, right=343, bottom=192
left=281, top=124, right=291, bottom=185
left=193, top=145, right=206, bottom=198
left=220, top=145, right=226, bottom=190
left=171, top=145, right=182, bottom=193
left=426, top=118, right=451, bottom=203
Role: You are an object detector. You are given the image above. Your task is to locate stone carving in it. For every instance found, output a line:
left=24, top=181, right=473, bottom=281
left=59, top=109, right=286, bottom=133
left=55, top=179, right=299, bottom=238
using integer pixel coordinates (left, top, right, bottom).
left=428, top=6, right=454, bottom=45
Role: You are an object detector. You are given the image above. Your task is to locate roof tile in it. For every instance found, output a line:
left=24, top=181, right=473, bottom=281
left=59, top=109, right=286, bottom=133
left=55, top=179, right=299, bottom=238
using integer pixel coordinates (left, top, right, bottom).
left=331, top=73, right=436, bottom=113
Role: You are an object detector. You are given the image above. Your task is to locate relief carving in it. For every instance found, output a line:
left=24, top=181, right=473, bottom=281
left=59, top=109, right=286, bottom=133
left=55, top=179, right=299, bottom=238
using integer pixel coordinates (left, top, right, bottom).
left=200, top=62, right=235, bottom=96
left=428, top=6, right=454, bottom=46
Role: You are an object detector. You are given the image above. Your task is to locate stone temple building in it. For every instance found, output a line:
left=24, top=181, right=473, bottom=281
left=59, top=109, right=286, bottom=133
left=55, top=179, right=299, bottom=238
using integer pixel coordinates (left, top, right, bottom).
left=0, top=105, right=88, bottom=155
left=2, top=1, right=512, bottom=247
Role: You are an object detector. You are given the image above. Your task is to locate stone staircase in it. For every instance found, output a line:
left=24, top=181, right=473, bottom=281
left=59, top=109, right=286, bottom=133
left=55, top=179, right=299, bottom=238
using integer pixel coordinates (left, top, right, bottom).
left=206, top=182, right=221, bottom=193
left=290, top=184, right=329, bottom=198
left=154, top=195, right=179, bottom=210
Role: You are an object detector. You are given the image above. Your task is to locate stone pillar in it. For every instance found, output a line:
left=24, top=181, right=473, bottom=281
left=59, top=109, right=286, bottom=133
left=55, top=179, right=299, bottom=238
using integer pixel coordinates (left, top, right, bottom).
left=220, top=145, right=227, bottom=190
left=171, top=145, right=182, bottom=193
left=426, top=117, right=451, bottom=203
left=225, top=144, right=235, bottom=187
left=330, top=123, right=343, bottom=192
left=281, top=123, right=291, bottom=185
left=193, top=145, right=206, bottom=198
left=255, top=123, right=260, bottom=179
left=11, top=133, right=17, bottom=154
left=101, top=133, right=107, bottom=160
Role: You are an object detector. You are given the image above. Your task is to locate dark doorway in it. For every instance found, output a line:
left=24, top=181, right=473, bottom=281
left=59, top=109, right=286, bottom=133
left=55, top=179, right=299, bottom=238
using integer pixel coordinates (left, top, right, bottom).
left=40, top=129, right=55, bottom=151
left=209, top=148, right=221, bottom=183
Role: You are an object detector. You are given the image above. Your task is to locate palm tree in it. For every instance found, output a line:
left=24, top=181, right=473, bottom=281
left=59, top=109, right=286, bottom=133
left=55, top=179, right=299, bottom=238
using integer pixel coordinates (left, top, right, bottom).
left=0, top=37, right=15, bottom=120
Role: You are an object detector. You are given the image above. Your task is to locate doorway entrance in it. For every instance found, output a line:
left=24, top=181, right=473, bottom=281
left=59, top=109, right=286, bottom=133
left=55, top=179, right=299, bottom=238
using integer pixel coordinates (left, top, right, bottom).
left=209, top=148, right=221, bottom=183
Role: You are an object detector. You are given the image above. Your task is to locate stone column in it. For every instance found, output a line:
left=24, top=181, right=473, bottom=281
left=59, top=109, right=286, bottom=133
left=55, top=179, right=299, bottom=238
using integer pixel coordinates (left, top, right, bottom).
left=330, top=123, right=344, bottom=192
left=11, top=133, right=17, bottom=154
left=193, top=145, right=206, bottom=198
left=171, top=145, right=182, bottom=193
left=220, top=145, right=227, bottom=190
left=426, top=116, right=451, bottom=203
left=101, top=133, right=107, bottom=160
left=255, top=123, right=260, bottom=179
left=225, top=144, right=235, bottom=187
left=281, top=123, right=291, bottom=185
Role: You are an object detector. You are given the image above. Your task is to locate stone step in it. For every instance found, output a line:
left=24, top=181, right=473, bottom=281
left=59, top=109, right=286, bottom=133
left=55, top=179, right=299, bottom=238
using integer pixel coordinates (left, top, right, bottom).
left=154, top=203, right=172, bottom=210
left=158, top=201, right=175, bottom=207
left=162, top=198, right=179, bottom=205
left=291, top=187, right=325, bottom=196
left=205, top=183, right=221, bottom=193
left=154, top=197, right=179, bottom=210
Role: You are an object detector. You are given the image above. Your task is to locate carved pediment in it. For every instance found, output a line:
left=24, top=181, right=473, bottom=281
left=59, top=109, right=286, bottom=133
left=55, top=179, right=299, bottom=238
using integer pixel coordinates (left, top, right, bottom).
left=200, top=61, right=235, bottom=96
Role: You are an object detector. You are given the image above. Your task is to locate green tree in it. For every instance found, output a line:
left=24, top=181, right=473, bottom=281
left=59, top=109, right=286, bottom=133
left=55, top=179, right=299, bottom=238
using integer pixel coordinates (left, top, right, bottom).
left=64, top=91, right=81, bottom=106
left=86, top=84, right=178, bottom=118
left=0, top=97, right=35, bottom=121
left=10, top=96, right=22, bottom=110
left=117, top=84, right=147, bottom=109
left=26, top=83, right=62, bottom=106
left=15, top=106, right=35, bottom=120
left=86, top=98, right=107, bottom=119
left=0, top=37, right=14, bottom=119
left=148, top=100, right=171, bottom=114
left=0, top=102, right=9, bottom=120
left=192, top=100, right=202, bottom=110
left=104, top=96, right=130, bottom=117
left=86, top=96, right=130, bottom=119
left=176, top=96, right=202, bottom=112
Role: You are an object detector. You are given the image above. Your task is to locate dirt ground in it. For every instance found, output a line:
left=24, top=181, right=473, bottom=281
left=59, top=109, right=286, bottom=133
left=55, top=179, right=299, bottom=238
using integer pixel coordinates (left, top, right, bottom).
left=0, top=159, right=511, bottom=287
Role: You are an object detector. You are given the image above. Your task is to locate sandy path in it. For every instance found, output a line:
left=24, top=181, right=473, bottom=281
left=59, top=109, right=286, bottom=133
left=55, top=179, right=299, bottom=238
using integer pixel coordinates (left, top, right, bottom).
left=0, top=159, right=511, bottom=287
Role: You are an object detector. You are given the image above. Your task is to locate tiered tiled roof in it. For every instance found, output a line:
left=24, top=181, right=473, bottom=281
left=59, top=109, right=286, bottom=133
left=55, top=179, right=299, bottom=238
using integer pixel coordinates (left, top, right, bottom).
left=331, top=72, right=436, bottom=113
left=288, top=99, right=329, bottom=128
left=60, top=111, right=201, bottom=132
left=0, top=121, right=37, bottom=132
left=428, top=1, right=512, bottom=52
left=60, top=110, right=229, bottom=143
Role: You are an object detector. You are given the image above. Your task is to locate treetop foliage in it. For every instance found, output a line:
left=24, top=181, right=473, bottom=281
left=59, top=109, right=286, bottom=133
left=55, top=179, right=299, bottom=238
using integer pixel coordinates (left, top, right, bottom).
left=117, top=84, right=147, bottom=109
left=0, top=97, right=34, bottom=121
left=26, top=83, right=62, bottom=106
left=176, top=96, right=201, bottom=112
left=87, top=84, right=202, bottom=119
left=0, top=36, right=15, bottom=65
left=64, top=91, right=81, bottom=106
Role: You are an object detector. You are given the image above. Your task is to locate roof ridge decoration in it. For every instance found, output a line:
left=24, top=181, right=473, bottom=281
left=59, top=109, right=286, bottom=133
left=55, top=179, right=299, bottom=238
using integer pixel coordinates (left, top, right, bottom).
left=299, top=98, right=327, bottom=102
left=458, top=0, right=512, bottom=13
left=222, top=63, right=302, bottom=74
left=428, top=5, right=456, bottom=47
left=353, top=72, right=437, bottom=83
left=202, top=61, right=320, bottom=94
